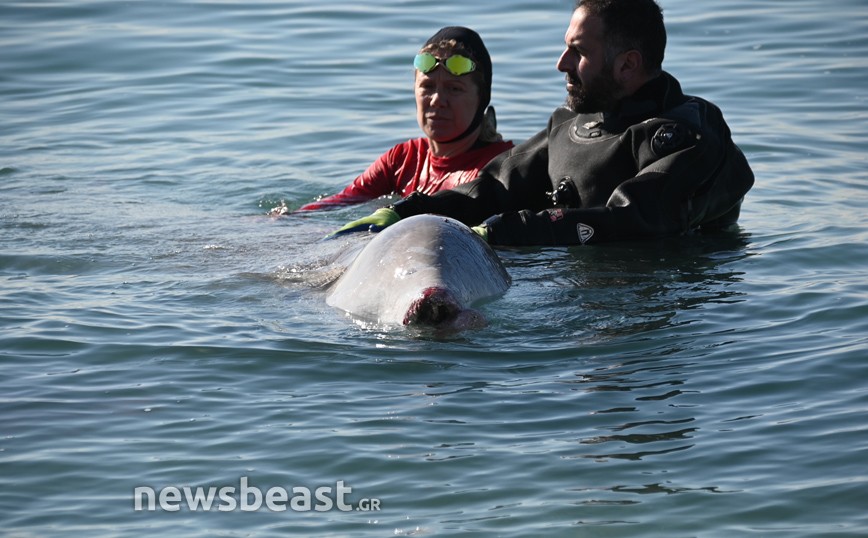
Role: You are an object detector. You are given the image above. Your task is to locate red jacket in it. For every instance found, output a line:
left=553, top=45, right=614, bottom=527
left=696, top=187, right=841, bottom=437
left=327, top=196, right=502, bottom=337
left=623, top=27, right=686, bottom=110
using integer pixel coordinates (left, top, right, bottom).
left=297, top=138, right=514, bottom=211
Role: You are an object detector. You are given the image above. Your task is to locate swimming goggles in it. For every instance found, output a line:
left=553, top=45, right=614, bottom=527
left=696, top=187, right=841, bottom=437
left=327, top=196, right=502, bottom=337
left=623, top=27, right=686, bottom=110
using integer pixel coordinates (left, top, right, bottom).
left=414, top=52, right=476, bottom=76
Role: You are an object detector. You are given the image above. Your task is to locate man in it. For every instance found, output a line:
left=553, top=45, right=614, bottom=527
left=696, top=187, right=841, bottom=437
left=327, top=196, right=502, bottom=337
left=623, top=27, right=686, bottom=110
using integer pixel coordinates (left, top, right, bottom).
left=333, top=0, right=754, bottom=245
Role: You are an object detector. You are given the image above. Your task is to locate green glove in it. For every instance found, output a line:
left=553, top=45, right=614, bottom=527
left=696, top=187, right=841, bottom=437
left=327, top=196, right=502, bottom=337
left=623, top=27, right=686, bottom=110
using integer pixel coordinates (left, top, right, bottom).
left=471, top=225, right=489, bottom=243
left=327, top=208, right=401, bottom=238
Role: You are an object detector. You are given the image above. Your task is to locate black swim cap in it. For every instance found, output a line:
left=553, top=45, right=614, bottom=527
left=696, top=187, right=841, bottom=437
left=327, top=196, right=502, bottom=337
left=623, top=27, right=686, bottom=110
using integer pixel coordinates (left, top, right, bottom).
left=421, top=26, right=492, bottom=144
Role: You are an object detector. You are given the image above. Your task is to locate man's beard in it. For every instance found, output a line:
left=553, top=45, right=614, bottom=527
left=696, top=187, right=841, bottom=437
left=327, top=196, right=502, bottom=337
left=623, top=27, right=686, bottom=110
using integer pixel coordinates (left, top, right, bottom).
left=564, top=68, right=624, bottom=114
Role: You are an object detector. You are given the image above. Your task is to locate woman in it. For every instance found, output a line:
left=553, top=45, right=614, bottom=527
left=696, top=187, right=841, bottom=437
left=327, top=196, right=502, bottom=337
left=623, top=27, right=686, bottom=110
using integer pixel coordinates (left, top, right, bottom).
left=287, top=26, right=513, bottom=213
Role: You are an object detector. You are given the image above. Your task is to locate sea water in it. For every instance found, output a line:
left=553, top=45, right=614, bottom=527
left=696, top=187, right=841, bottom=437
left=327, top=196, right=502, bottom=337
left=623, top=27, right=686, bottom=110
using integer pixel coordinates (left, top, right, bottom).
left=1, top=0, right=867, bottom=536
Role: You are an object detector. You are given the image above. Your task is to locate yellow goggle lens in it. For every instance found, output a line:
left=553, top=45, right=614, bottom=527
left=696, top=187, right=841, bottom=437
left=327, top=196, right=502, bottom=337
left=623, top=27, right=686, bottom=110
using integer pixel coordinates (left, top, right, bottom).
left=414, top=52, right=476, bottom=76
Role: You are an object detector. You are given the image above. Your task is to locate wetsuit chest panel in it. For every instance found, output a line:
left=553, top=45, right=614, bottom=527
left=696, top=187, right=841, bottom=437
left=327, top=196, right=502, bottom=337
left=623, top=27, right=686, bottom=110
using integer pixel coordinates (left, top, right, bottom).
left=547, top=116, right=640, bottom=208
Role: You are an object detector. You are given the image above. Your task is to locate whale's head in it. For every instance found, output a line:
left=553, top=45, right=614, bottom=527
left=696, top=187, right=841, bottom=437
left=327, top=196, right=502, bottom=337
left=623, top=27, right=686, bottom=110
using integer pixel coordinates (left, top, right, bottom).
left=326, top=215, right=510, bottom=329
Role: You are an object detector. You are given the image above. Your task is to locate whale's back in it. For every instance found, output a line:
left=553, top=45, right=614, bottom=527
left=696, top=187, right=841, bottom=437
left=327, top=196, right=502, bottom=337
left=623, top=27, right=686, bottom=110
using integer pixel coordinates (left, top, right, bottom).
left=326, top=215, right=511, bottom=326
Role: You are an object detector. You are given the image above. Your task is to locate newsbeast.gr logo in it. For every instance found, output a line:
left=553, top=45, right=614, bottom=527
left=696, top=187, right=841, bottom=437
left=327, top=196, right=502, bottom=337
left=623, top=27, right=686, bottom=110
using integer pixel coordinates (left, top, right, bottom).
left=133, top=477, right=381, bottom=513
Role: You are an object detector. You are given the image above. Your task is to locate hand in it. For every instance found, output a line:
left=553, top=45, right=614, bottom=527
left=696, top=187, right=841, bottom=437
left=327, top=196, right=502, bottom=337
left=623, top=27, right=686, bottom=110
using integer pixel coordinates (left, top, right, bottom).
left=326, top=208, right=401, bottom=238
left=267, top=201, right=289, bottom=216
left=471, top=225, right=489, bottom=243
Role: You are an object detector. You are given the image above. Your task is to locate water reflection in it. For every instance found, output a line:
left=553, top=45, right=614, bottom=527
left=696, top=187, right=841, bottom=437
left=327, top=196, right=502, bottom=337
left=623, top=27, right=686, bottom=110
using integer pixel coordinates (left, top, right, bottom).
left=498, top=229, right=754, bottom=344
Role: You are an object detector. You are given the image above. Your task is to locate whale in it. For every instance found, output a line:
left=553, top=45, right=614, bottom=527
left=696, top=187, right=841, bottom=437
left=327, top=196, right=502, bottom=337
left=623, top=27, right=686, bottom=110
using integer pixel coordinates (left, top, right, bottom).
left=326, top=214, right=511, bottom=329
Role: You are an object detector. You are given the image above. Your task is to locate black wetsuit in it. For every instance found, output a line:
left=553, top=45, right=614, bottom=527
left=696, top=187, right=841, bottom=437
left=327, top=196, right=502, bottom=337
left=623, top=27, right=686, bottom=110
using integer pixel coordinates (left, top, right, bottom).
left=391, top=72, right=754, bottom=246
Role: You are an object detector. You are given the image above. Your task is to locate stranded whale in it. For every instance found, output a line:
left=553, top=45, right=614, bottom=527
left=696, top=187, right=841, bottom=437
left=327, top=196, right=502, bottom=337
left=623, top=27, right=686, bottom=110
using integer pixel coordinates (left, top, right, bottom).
left=326, top=214, right=511, bottom=329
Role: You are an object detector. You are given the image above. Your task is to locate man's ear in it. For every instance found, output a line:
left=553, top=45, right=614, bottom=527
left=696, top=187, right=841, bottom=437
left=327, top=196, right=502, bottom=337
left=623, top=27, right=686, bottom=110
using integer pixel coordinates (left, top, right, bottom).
left=614, top=49, right=645, bottom=91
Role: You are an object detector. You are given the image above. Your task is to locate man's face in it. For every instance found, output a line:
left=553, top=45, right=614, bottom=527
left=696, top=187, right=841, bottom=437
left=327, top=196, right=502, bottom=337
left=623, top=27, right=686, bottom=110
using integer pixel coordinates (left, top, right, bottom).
left=556, top=8, right=625, bottom=114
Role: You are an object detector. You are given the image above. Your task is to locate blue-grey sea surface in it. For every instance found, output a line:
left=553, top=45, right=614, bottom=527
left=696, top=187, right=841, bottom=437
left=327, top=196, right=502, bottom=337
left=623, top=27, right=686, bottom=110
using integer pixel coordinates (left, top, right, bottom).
left=1, top=0, right=867, bottom=536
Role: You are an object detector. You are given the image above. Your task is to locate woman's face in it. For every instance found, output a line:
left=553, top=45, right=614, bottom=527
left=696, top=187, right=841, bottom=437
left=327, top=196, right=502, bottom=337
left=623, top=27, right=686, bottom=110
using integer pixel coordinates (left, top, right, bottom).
left=415, top=52, right=481, bottom=144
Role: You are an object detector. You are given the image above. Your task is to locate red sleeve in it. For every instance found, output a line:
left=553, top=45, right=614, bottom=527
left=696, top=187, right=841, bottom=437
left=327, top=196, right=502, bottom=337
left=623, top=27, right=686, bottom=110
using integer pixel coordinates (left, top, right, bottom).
left=295, top=138, right=514, bottom=211
left=296, top=141, right=420, bottom=212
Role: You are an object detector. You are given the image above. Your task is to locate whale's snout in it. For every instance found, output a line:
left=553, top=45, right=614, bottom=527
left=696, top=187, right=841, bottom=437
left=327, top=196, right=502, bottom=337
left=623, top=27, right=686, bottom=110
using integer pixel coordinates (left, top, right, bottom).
left=404, top=287, right=461, bottom=325
left=403, top=287, right=490, bottom=329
